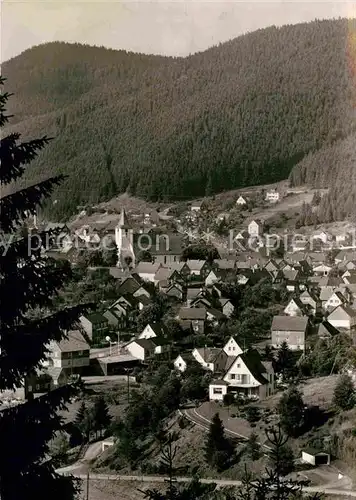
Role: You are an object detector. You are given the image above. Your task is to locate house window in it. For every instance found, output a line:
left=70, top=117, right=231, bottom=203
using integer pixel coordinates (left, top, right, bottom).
left=237, top=363, right=240, bottom=367
left=233, top=347, right=236, bottom=351
left=213, top=387, right=223, bottom=394
left=228, top=347, right=231, bottom=351
left=230, top=374, right=236, bottom=380
left=36, top=384, right=40, bottom=390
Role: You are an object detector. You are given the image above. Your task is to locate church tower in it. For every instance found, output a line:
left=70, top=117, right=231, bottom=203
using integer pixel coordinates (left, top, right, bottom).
left=115, top=209, right=135, bottom=268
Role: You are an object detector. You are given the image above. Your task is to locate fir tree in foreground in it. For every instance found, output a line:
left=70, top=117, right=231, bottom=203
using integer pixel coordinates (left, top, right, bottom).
left=236, top=426, right=323, bottom=500
left=0, top=77, right=84, bottom=500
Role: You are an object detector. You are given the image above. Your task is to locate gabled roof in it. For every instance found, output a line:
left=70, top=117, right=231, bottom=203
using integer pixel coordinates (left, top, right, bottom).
left=134, top=262, right=162, bottom=275
left=328, top=304, right=356, bottom=319
left=282, top=270, right=299, bottom=281
left=179, top=307, right=206, bottom=320
left=117, top=275, right=143, bottom=295
left=239, top=349, right=269, bottom=385
left=271, top=315, right=308, bottom=332
left=195, top=347, right=223, bottom=363
left=186, top=259, right=208, bottom=271
left=154, top=267, right=175, bottom=282
left=206, top=308, right=226, bottom=320
left=84, top=312, right=108, bottom=324
left=143, top=322, right=168, bottom=337
left=213, top=259, right=236, bottom=270
left=55, top=330, right=89, bottom=353
left=285, top=297, right=304, bottom=310
left=186, top=288, right=204, bottom=300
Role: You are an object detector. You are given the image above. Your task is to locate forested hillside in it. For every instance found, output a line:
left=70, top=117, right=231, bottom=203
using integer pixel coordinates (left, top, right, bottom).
left=290, top=133, right=356, bottom=222
left=2, top=18, right=355, bottom=219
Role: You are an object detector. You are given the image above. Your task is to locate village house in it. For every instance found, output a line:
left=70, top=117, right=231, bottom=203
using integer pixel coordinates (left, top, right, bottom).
left=206, top=308, right=226, bottom=325
left=209, top=349, right=275, bottom=401
left=299, top=290, right=320, bottom=315
left=213, top=259, right=236, bottom=271
left=247, top=220, right=264, bottom=237
left=271, top=316, right=308, bottom=351
left=219, top=298, right=234, bottom=318
left=192, top=347, right=228, bottom=372
left=283, top=269, right=303, bottom=292
left=265, top=188, right=280, bottom=203
left=205, top=269, right=225, bottom=287
left=186, top=287, right=204, bottom=306
left=161, top=282, right=184, bottom=300
left=133, top=261, right=162, bottom=282
left=138, top=322, right=169, bottom=340
left=126, top=337, right=169, bottom=361
left=44, top=330, right=90, bottom=375
left=313, top=263, right=333, bottom=276
left=236, top=195, right=248, bottom=206
left=173, top=353, right=194, bottom=372
left=223, top=336, right=243, bottom=356
left=79, top=313, right=109, bottom=344
left=186, top=259, right=211, bottom=278
left=190, top=200, right=205, bottom=212
left=342, top=271, right=356, bottom=285
left=327, top=304, right=356, bottom=331
left=177, top=307, right=206, bottom=333
left=284, top=297, right=306, bottom=317
left=324, top=291, right=348, bottom=311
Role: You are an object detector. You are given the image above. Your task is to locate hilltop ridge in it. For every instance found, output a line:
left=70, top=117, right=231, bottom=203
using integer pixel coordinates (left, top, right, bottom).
left=2, top=18, right=355, bottom=219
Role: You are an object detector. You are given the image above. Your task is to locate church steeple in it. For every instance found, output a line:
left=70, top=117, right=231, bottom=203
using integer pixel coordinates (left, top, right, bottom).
left=115, top=208, right=134, bottom=269
left=118, top=208, right=130, bottom=229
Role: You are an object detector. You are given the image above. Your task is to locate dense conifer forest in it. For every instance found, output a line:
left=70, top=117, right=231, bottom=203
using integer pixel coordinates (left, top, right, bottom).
left=2, top=18, right=355, bottom=219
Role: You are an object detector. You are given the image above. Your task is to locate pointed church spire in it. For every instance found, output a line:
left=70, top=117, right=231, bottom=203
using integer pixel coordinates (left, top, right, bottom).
left=118, top=208, right=130, bottom=229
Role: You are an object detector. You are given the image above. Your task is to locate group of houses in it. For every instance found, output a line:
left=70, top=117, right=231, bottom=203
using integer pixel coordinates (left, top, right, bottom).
left=22, top=208, right=356, bottom=402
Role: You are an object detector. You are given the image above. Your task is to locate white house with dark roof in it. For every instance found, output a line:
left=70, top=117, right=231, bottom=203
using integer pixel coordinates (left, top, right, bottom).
left=324, top=291, right=347, bottom=311
left=126, top=337, right=169, bottom=361
left=138, top=322, right=168, bottom=340
left=327, top=304, right=356, bottom=330
left=209, top=349, right=275, bottom=401
left=271, top=316, right=308, bottom=351
left=223, top=337, right=243, bottom=356
left=173, top=353, right=194, bottom=372
left=192, top=347, right=227, bottom=372
left=284, top=297, right=306, bottom=317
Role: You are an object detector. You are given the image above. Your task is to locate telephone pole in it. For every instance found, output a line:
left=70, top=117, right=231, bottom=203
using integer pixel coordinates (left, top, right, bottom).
left=86, top=470, right=89, bottom=500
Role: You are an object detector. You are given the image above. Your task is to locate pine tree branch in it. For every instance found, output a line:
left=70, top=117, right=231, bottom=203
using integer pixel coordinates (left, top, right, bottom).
left=0, top=133, right=53, bottom=185
left=0, top=305, right=89, bottom=390
left=0, top=176, right=65, bottom=233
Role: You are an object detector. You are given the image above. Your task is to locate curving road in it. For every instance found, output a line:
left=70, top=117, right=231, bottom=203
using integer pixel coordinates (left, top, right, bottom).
left=56, top=409, right=356, bottom=498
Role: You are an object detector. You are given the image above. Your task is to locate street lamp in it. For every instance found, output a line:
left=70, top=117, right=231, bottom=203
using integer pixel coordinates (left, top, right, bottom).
left=105, top=336, right=115, bottom=356
left=105, top=333, right=121, bottom=356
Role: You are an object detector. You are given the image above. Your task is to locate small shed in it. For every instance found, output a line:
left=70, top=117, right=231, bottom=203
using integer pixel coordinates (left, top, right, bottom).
left=301, top=448, right=330, bottom=466
left=102, top=436, right=115, bottom=452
